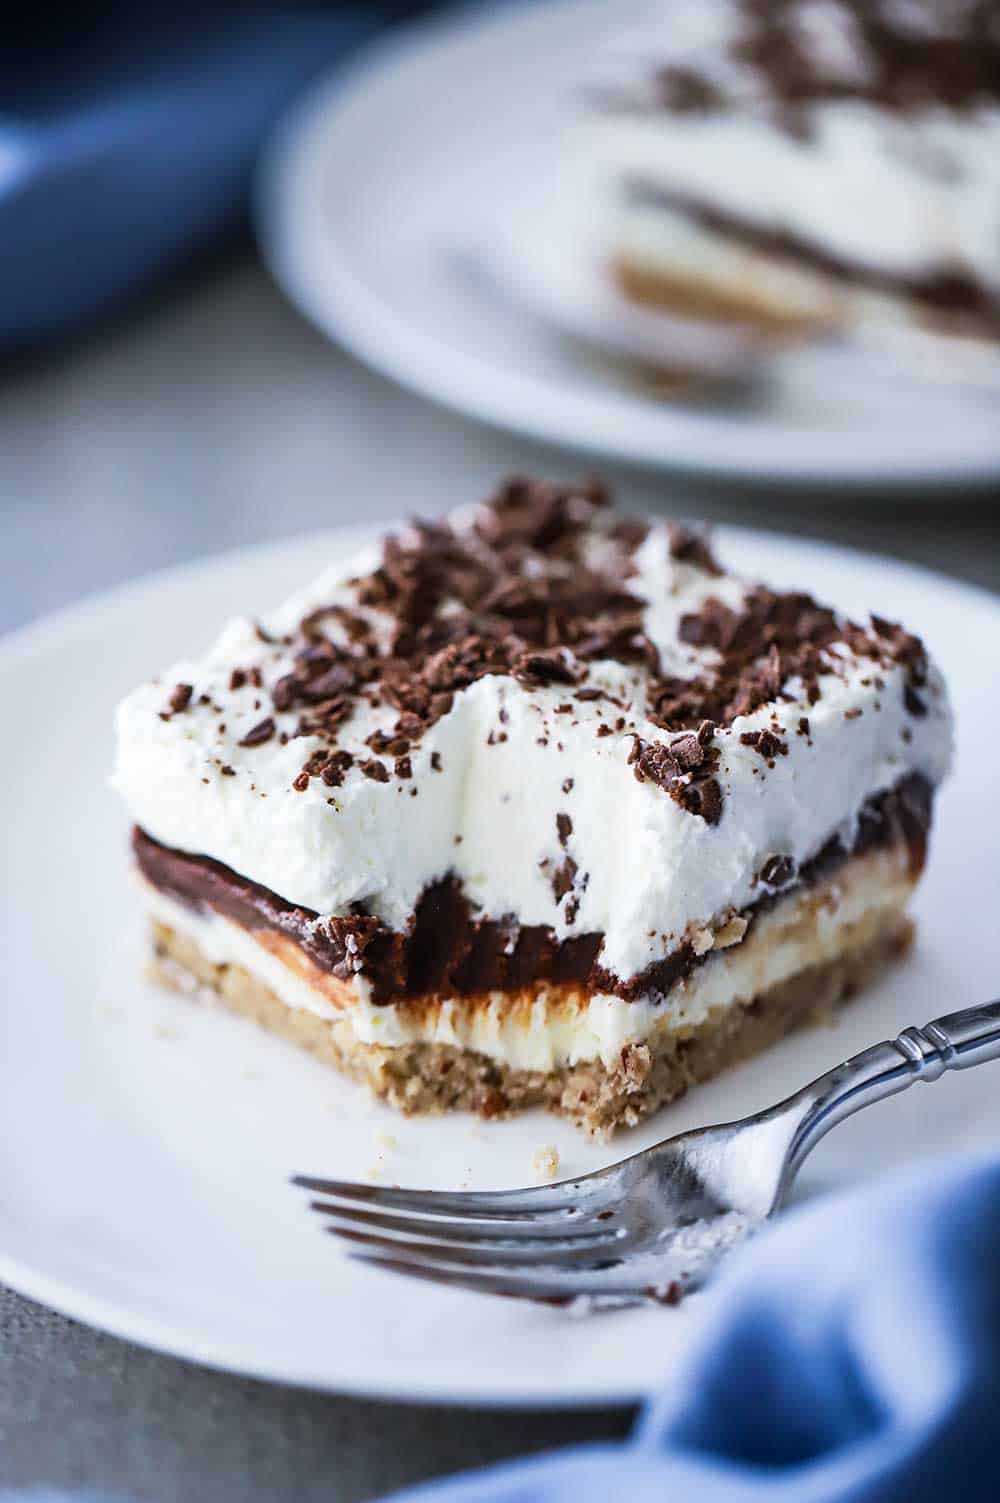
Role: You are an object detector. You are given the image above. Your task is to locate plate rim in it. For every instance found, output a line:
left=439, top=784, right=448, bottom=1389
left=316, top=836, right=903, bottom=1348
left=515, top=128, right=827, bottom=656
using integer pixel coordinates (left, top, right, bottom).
left=255, top=0, right=1000, bottom=491
left=1, top=520, right=997, bottom=1408
left=0, top=1246, right=643, bottom=1410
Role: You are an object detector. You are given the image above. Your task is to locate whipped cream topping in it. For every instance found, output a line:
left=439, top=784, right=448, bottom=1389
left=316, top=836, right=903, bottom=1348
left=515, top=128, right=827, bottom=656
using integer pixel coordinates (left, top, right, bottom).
left=113, top=482, right=951, bottom=988
left=567, top=0, right=1000, bottom=312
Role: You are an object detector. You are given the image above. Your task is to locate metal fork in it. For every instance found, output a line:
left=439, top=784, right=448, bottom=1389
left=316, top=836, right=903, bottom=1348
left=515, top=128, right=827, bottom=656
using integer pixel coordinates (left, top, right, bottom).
left=294, top=1001, right=1000, bottom=1309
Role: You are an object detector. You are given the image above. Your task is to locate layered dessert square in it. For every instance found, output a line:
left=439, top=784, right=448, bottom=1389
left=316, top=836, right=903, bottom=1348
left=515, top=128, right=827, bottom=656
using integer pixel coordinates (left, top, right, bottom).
left=560, top=0, right=1000, bottom=345
left=115, top=479, right=951, bottom=1135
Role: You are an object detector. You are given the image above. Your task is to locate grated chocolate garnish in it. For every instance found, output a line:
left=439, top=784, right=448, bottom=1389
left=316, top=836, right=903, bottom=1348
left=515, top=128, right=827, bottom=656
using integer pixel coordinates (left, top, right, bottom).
left=238, top=717, right=276, bottom=748
left=360, top=759, right=390, bottom=784
left=629, top=735, right=723, bottom=826
left=758, top=854, right=796, bottom=888
left=236, top=476, right=928, bottom=819
left=740, top=729, right=788, bottom=760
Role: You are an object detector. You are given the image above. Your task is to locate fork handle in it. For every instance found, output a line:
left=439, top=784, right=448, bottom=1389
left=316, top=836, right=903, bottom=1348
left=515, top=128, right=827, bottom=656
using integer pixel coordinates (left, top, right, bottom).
left=781, top=1001, right=1000, bottom=1192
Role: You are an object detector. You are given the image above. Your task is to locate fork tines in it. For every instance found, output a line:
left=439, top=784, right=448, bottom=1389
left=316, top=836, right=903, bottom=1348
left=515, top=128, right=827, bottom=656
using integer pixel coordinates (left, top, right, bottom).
left=292, top=1173, right=640, bottom=1305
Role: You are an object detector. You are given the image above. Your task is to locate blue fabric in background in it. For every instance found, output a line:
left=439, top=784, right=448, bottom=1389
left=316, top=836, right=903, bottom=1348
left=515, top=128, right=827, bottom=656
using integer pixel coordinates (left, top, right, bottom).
left=387, top=1153, right=1000, bottom=1503
left=0, top=1, right=434, bottom=348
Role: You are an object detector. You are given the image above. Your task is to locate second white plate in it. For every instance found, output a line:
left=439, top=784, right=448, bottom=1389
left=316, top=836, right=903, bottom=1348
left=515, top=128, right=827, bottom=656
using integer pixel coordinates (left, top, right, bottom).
left=258, top=0, right=1000, bottom=488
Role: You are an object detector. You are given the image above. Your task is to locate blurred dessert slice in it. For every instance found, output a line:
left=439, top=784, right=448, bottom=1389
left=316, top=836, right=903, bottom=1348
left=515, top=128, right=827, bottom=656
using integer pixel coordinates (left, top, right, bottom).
left=561, top=0, right=1000, bottom=347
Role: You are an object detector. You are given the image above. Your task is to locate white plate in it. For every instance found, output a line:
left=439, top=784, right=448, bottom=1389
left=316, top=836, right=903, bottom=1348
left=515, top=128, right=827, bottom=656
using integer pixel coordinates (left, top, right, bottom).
left=1, top=522, right=998, bottom=1407
left=257, top=0, right=1000, bottom=488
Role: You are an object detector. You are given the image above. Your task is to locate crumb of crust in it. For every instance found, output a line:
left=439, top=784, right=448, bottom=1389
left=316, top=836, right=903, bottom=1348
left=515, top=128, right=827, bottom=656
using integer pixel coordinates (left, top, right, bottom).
left=714, top=914, right=748, bottom=949
left=531, top=1144, right=561, bottom=1182
left=374, top=1130, right=398, bottom=1152
left=690, top=926, right=714, bottom=957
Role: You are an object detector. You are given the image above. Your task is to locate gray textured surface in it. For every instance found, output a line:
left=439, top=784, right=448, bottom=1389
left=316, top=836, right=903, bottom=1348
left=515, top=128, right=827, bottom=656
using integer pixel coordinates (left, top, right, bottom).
left=0, top=1286, right=630, bottom=1501
left=0, top=257, right=997, bottom=1501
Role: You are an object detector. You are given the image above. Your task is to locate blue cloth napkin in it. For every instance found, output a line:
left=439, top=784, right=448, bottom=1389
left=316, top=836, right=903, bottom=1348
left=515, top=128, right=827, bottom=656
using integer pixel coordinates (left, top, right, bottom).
left=0, top=1, right=435, bottom=348
left=388, top=1152, right=1000, bottom=1503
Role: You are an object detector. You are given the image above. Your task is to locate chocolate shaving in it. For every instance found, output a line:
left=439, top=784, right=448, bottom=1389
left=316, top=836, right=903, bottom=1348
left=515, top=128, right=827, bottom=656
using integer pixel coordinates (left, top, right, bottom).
left=904, top=684, right=927, bottom=718
left=679, top=776, right=723, bottom=824
left=740, top=728, right=788, bottom=760
left=759, top=854, right=796, bottom=888
left=667, top=523, right=722, bottom=575
left=552, top=856, right=578, bottom=903
left=669, top=731, right=704, bottom=770
left=655, top=66, right=724, bottom=114
left=360, top=759, right=390, bottom=784
left=306, top=663, right=357, bottom=699
left=514, top=651, right=579, bottom=687
left=629, top=735, right=723, bottom=825
left=238, top=717, right=275, bottom=748
left=272, top=675, right=297, bottom=712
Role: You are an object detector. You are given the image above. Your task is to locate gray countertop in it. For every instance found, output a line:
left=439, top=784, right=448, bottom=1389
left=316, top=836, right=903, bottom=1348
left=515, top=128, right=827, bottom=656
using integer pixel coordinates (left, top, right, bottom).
left=1, top=257, right=997, bottom=1502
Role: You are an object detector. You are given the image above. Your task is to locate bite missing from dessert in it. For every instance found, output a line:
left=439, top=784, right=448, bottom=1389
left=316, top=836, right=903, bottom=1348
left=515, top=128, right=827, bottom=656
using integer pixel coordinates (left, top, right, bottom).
left=114, top=478, right=951, bottom=1135
left=560, top=0, right=1000, bottom=348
